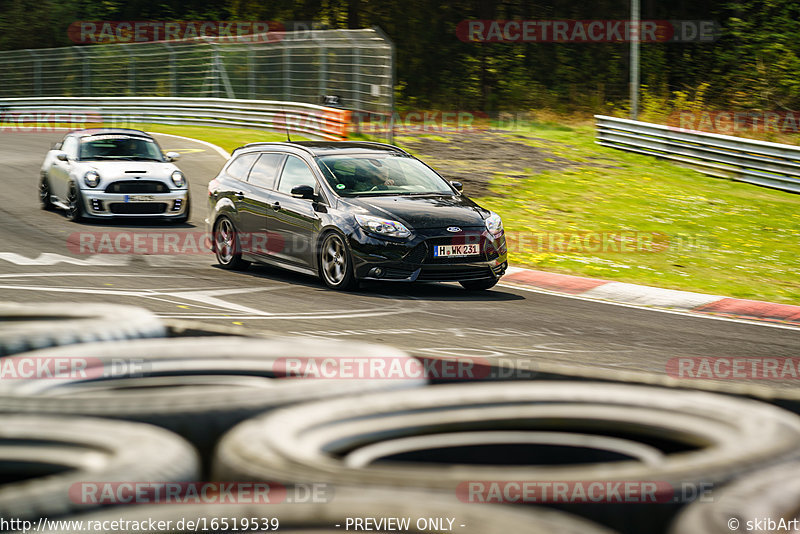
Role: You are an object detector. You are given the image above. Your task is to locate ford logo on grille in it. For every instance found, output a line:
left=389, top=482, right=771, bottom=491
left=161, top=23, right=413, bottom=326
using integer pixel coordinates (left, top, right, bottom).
left=446, top=226, right=462, bottom=233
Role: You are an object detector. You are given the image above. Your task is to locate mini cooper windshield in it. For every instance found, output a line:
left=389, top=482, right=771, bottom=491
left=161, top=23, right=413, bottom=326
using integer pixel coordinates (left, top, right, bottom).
left=316, top=154, right=454, bottom=196
left=78, top=135, right=165, bottom=162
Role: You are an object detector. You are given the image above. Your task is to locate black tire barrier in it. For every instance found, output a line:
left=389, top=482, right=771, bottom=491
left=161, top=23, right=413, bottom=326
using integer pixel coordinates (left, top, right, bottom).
left=0, top=303, right=166, bottom=356
left=0, top=415, right=199, bottom=521
left=668, top=460, right=800, bottom=534
left=213, top=381, right=800, bottom=534
left=12, top=488, right=618, bottom=534
left=419, top=352, right=800, bottom=416
left=0, top=336, right=427, bottom=464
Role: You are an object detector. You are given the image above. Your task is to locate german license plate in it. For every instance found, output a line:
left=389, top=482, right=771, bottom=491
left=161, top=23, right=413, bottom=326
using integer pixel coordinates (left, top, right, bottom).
left=125, top=195, right=155, bottom=202
left=433, top=244, right=480, bottom=257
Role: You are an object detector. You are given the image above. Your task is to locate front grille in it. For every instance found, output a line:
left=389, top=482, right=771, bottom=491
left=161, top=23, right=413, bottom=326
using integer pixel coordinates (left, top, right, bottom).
left=404, top=243, right=427, bottom=264
left=105, top=181, right=169, bottom=194
left=109, top=203, right=167, bottom=215
left=417, top=266, right=493, bottom=282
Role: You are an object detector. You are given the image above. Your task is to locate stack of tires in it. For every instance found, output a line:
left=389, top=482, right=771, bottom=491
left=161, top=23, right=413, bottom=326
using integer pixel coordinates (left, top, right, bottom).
left=1, top=302, right=798, bottom=534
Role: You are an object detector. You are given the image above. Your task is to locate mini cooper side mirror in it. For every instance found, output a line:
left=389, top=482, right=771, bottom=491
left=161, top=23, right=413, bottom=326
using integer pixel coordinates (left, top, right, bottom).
left=55, top=152, right=69, bottom=162
left=450, top=181, right=463, bottom=192
left=291, top=184, right=315, bottom=199
left=165, top=152, right=181, bottom=162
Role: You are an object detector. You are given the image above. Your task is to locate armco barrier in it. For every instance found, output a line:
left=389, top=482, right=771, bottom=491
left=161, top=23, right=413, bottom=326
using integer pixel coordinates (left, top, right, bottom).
left=595, top=114, right=800, bottom=193
left=0, top=96, right=350, bottom=141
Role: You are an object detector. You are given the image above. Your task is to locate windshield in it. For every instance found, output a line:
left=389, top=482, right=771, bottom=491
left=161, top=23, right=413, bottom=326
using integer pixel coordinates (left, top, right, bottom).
left=78, top=135, right=164, bottom=161
left=316, top=154, right=454, bottom=196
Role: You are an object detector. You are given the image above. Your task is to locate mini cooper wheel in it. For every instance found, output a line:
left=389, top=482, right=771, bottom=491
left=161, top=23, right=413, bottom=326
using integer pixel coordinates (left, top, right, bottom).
left=66, top=182, right=83, bottom=222
left=39, top=174, right=53, bottom=211
left=319, top=232, right=357, bottom=290
left=459, top=277, right=499, bottom=291
left=214, top=216, right=250, bottom=270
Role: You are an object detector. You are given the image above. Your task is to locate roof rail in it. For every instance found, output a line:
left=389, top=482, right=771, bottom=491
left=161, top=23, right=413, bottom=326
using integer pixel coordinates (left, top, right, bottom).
left=352, top=141, right=409, bottom=155
left=232, top=141, right=316, bottom=155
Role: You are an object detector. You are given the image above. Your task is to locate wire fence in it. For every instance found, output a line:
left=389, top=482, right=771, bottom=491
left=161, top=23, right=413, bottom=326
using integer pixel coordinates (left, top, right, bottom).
left=0, top=28, right=393, bottom=117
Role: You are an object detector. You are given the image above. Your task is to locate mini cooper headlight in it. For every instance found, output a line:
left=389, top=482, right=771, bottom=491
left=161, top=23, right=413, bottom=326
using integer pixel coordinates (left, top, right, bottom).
left=485, top=212, right=504, bottom=237
left=83, top=171, right=100, bottom=188
left=355, top=214, right=411, bottom=239
left=171, top=170, right=185, bottom=187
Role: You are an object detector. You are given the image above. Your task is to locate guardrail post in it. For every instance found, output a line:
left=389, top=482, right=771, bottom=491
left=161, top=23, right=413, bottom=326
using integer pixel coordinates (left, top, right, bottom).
left=26, top=50, right=41, bottom=97
left=73, top=47, right=91, bottom=96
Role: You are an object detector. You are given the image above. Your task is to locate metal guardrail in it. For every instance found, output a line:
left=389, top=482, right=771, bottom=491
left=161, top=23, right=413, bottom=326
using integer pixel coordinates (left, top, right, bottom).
left=0, top=96, right=351, bottom=141
left=595, top=115, right=800, bottom=194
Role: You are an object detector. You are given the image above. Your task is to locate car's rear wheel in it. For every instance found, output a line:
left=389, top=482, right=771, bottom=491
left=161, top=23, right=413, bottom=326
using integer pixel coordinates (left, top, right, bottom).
left=459, top=277, right=498, bottom=291
left=66, top=182, right=83, bottom=222
left=39, top=174, right=53, bottom=210
left=319, top=231, right=357, bottom=290
left=214, top=216, right=250, bottom=270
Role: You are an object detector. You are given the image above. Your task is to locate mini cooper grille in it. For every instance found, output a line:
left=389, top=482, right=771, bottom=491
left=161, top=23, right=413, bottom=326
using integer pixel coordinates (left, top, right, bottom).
left=105, top=181, right=169, bottom=194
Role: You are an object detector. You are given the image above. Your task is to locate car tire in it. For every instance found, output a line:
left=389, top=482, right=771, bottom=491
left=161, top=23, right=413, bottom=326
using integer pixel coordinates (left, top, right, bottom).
left=66, top=181, right=83, bottom=222
left=41, top=488, right=617, bottom=534
left=318, top=231, right=358, bottom=290
left=668, top=460, right=800, bottom=534
left=39, top=174, right=53, bottom=210
left=213, top=382, right=800, bottom=534
left=459, top=277, right=499, bottom=290
left=0, top=336, right=426, bottom=462
left=0, top=414, right=199, bottom=520
left=213, top=216, right=250, bottom=270
left=0, top=302, right=166, bottom=357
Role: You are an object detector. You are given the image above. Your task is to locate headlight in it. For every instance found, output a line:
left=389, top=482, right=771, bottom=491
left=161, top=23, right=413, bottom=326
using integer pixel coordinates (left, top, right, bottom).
left=171, top=170, right=185, bottom=187
left=485, top=212, right=504, bottom=237
left=83, top=171, right=100, bottom=188
left=355, top=214, right=411, bottom=238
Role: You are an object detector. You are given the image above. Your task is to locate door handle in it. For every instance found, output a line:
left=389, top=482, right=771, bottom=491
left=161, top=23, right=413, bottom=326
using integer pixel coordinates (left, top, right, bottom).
left=271, top=202, right=281, bottom=210
left=235, top=191, right=245, bottom=200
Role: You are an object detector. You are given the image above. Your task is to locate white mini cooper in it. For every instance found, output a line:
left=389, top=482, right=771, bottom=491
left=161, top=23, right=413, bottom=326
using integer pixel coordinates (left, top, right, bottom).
left=40, top=128, right=190, bottom=222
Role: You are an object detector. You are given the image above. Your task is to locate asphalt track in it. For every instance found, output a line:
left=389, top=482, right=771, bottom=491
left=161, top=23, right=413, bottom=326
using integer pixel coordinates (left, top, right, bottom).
left=1, top=132, right=797, bottom=387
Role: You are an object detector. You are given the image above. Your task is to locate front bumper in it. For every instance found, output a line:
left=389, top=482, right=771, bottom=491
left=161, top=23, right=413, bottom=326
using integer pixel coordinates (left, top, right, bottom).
left=78, top=190, right=189, bottom=218
left=349, top=226, right=508, bottom=283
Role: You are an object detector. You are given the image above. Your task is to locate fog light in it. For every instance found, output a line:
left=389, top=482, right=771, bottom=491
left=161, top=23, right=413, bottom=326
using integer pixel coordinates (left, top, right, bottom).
left=368, top=267, right=384, bottom=278
left=172, top=199, right=183, bottom=211
left=90, top=199, right=104, bottom=211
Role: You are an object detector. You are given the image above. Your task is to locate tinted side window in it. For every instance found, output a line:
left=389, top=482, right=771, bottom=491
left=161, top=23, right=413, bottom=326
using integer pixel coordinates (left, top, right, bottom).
left=247, top=153, right=284, bottom=190
left=277, top=155, right=317, bottom=195
left=225, top=153, right=258, bottom=180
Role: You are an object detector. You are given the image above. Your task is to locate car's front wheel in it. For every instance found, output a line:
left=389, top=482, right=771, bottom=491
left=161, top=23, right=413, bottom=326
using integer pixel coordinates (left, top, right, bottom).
left=39, top=174, right=53, bottom=211
left=319, top=231, right=358, bottom=291
left=214, top=216, right=250, bottom=271
left=66, top=182, right=83, bottom=222
left=459, top=277, right=499, bottom=291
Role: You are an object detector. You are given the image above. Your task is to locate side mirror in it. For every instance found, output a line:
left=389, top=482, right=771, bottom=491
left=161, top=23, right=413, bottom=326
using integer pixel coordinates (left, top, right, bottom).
left=165, top=152, right=181, bottom=162
left=450, top=181, right=463, bottom=192
left=291, top=184, right=315, bottom=199
left=55, top=152, right=69, bottom=162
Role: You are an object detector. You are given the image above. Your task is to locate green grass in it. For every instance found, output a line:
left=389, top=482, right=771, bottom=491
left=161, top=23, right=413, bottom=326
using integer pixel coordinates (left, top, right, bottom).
left=111, top=121, right=799, bottom=305
left=471, top=122, right=800, bottom=305
left=131, top=123, right=311, bottom=153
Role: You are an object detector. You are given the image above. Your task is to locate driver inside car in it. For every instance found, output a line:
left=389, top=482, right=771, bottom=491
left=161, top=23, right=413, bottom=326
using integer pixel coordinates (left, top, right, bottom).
left=353, top=161, right=395, bottom=191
